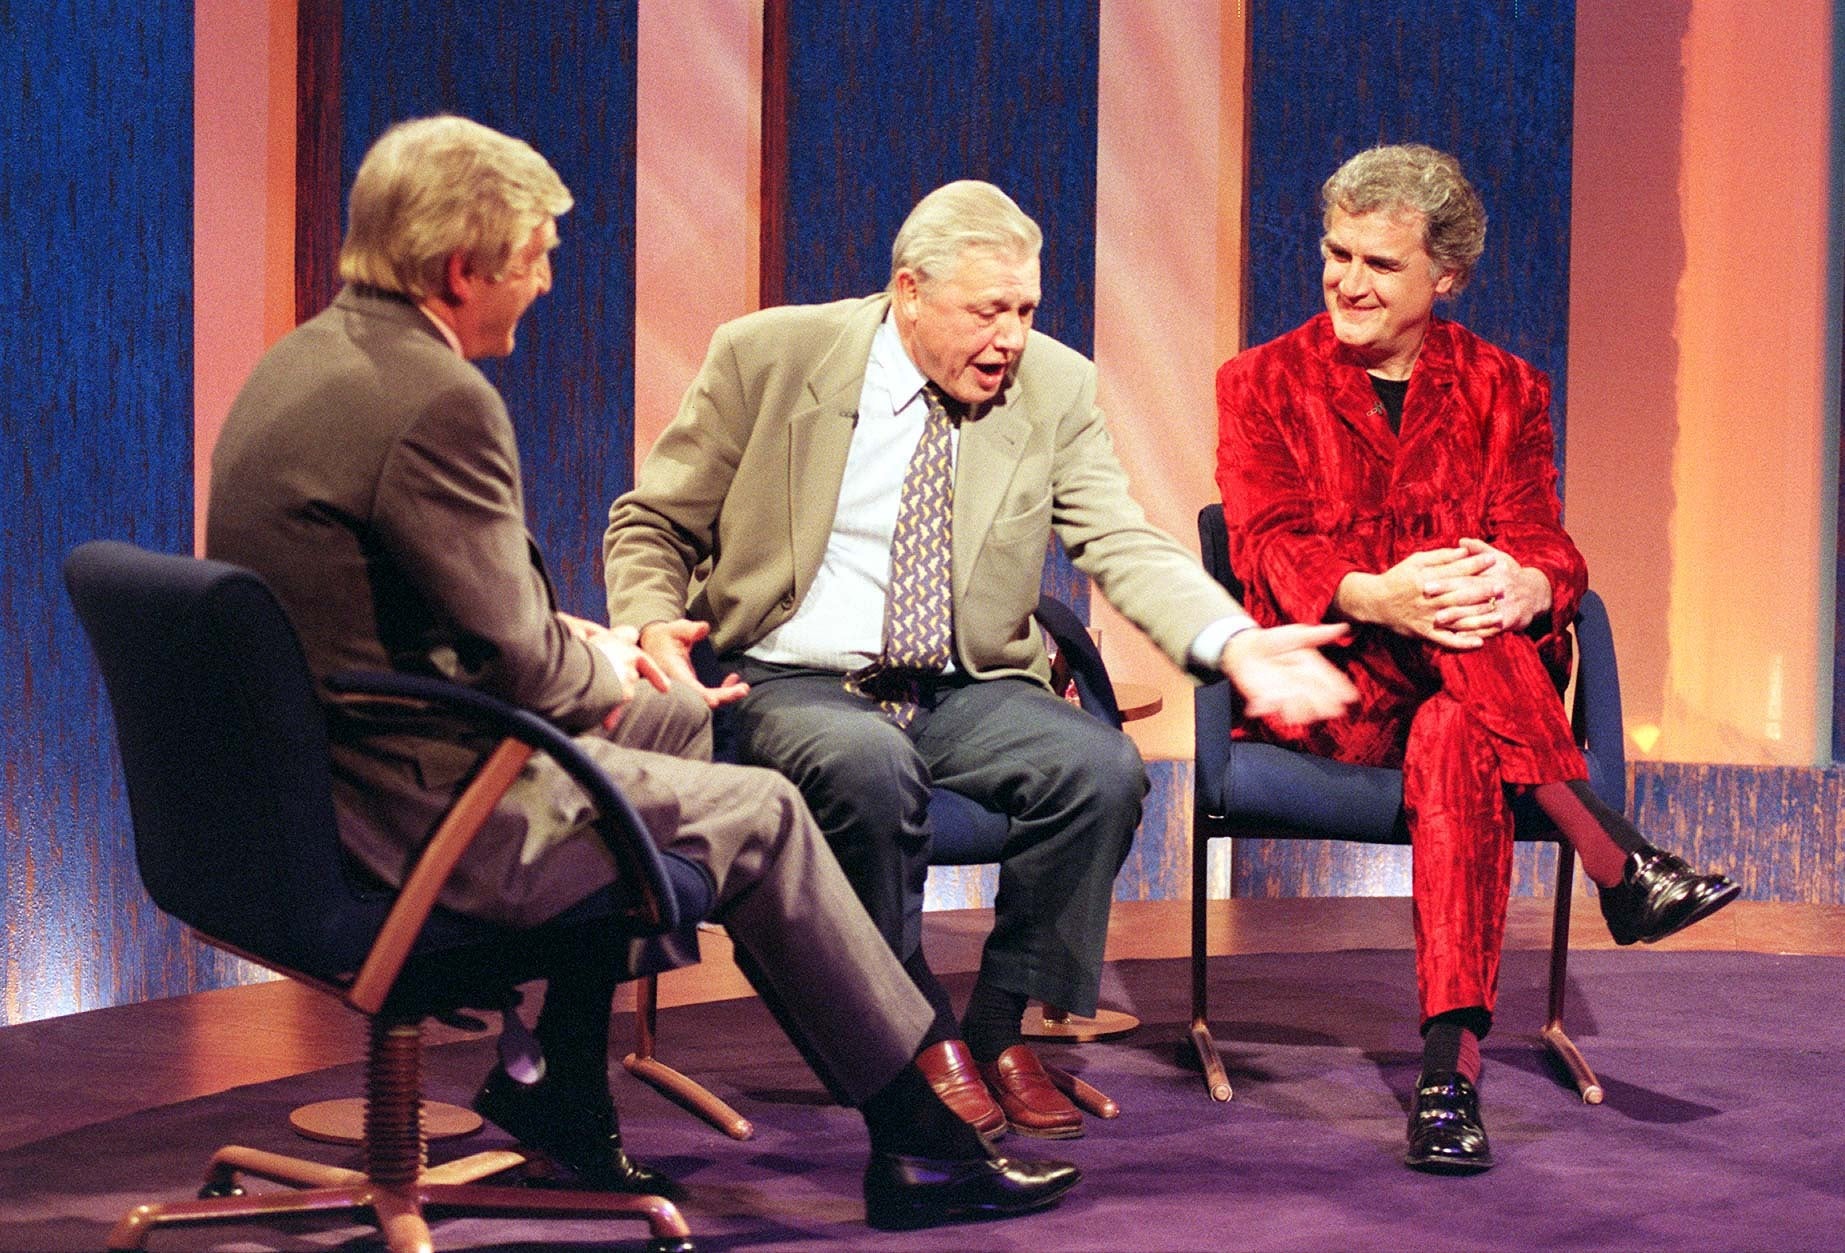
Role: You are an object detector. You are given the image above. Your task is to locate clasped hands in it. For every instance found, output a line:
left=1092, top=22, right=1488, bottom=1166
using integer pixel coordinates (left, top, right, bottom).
left=555, top=612, right=675, bottom=702
left=1333, top=538, right=1551, bottom=651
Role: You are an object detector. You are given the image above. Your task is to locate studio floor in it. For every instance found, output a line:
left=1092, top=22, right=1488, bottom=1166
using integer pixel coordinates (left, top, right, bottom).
left=3, top=897, right=1841, bottom=1251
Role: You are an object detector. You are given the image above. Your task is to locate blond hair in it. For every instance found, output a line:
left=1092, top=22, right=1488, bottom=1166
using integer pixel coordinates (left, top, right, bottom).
left=339, top=115, right=572, bottom=299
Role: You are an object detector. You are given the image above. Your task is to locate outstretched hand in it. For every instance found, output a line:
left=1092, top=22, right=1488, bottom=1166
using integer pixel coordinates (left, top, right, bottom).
left=638, top=618, right=750, bottom=707
left=1220, top=623, right=1359, bottom=727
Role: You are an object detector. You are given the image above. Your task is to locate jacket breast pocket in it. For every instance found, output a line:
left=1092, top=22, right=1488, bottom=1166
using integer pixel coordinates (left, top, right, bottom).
left=987, top=495, right=1052, bottom=546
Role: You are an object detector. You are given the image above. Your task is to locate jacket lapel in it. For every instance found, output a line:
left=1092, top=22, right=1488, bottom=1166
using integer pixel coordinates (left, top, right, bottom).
left=1317, top=320, right=1400, bottom=465
left=952, top=382, right=1033, bottom=603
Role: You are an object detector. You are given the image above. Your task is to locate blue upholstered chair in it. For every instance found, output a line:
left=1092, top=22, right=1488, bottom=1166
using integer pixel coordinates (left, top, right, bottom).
left=625, top=595, right=1126, bottom=1138
left=1188, top=504, right=1623, bottom=1106
left=65, top=541, right=706, bottom=1253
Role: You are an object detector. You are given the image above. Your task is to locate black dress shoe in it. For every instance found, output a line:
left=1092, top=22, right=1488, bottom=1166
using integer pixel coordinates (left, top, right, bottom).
left=1405, top=1072, right=1493, bottom=1174
left=864, top=1148, right=1081, bottom=1230
left=1599, top=843, right=1741, bottom=946
left=473, top=1066, right=680, bottom=1196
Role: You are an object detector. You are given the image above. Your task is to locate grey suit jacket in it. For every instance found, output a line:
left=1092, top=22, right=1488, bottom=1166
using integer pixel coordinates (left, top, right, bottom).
left=207, top=285, right=655, bottom=925
left=604, top=293, right=1239, bottom=680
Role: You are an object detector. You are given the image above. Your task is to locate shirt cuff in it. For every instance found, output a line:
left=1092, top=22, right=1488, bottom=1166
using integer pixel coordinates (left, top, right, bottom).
left=1190, top=613, right=1260, bottom=670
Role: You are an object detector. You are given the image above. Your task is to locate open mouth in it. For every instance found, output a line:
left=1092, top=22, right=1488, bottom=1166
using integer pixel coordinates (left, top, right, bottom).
left=972, top=360, right=1008, bottom=387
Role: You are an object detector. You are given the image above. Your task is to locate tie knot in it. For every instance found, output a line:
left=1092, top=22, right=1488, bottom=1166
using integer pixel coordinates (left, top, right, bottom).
left=923, top=383, right=962, bottom=426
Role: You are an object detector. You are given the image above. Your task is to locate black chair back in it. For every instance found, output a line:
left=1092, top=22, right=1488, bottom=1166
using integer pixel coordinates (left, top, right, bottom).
left=1197, top=502, right=1244, bottom=602
left=64, top=540, right=365, bottom=975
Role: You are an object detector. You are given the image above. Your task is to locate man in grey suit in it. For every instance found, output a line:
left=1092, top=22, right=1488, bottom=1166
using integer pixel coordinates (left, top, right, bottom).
left=208, top=117, right=1081, bottom=1230
left=604, top=180, right=1356, bottom=1140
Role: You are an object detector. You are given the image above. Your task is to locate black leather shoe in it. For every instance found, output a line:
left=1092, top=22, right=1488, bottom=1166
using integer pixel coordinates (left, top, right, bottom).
left=1405, top=1072, right=1493, bottom=1174
left=1599, top=843, right=1741, bottom=946
left=473, top=1066, right=680, bottom=1197
left=864, top=1148, right=1080, bottom=1230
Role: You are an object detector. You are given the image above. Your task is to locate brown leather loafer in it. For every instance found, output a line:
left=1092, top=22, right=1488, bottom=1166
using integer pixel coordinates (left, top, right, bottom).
left=978, top=1045, right=1082, bottom=1139
left=915, top=1040, right=1007, bottom=1139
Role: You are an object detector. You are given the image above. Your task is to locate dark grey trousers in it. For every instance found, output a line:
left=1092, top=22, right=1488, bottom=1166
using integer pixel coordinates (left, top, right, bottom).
left=727, top=664, right=1145, bottom=1017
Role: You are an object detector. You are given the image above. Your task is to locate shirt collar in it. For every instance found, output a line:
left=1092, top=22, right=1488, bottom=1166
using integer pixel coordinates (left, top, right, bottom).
left=417, top=300, right=466, bottom=357
left=868, top=310, right=929, bottom=415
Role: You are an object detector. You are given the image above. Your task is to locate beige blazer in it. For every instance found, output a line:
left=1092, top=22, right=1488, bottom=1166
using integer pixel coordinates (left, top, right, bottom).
left=604, top=293, right=1238, bottom=681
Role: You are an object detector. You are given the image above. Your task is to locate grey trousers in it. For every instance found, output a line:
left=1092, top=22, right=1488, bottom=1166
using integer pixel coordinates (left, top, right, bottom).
left=338, top=682, right=934, bottom=1107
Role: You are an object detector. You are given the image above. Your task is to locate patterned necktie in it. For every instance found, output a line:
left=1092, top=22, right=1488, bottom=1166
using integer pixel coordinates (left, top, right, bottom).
left=845, top=384, right=956, bottom=727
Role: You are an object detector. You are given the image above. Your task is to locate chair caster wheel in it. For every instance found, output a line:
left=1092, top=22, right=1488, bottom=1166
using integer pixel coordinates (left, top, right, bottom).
left=647, top=1239, right=696, bottom=1253
left=197, top=1178, right=245, bottom=1200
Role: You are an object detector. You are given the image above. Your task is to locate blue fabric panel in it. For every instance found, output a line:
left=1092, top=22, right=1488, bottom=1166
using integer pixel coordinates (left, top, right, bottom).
left=1, top=3, right=203, bottom=1022
left=1246, top=0, right=1576, bottom=473
left=778, top=0, right=1099, bottom=605
left=339, top=0, right=639, bottom=620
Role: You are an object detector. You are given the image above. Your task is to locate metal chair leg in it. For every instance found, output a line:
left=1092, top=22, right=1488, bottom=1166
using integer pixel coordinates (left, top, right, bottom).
left=1543, top=846, right=1604, bottom=1103
left=1191, top=825, right=1233, bottom=1102
left=624, top=972, right=754, bottom=1139
left=1041, top=1062, right=1120, bottom=1118
left=109, top=1015, right=697, bottom=1251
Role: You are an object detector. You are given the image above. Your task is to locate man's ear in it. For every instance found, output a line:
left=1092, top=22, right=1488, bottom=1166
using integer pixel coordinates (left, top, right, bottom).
left=440, top=250, right=473, bottom=307
left=892, top=268, right=920, bottom=320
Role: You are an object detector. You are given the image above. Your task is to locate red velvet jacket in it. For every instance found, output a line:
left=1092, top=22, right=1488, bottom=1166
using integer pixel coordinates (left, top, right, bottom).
left=1216, top=313, right=1586, bottom=687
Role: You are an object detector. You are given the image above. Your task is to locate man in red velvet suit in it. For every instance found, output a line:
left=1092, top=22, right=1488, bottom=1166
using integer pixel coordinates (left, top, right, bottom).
left=1215, top=144, right=1738, bottom=1174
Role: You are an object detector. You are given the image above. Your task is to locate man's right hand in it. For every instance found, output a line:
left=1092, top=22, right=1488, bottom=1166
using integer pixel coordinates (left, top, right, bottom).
left=1333, top=547, right=1498, bottom=650
left=1220, top=623, right=1359, bottom=727
left=638, top=618, right=750, bottom=707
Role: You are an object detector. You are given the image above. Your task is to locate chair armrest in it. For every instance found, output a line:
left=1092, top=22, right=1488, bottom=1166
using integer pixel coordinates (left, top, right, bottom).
left=324, top=671, right=682, bottom=1013
left=1192, top=677, right=1236, bottom=814
left=1034, top=595, right=1122, bottom=727
left=1570, top=590, right=1627, bottom=813
left=343, top=736, right=534, bottom=1014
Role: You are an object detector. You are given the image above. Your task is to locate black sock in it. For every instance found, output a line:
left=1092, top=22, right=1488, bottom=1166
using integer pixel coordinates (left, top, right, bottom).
left=534, top=964, right=619, bottom=1106
left=961, top=979, right=1029, bottom=1063
left=905, top=950, right=963, bottom=1048
left=860, top=1060, right=992, bottom=1159
left=1421, top=1008, right=1487, bottom=1086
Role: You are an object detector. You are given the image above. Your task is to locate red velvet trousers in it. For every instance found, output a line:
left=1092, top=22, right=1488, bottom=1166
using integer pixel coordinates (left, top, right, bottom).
left=1255, top=627, right=1587, bottom=1025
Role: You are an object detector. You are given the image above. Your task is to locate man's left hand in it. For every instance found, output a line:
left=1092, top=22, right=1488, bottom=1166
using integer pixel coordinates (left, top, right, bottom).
left=1220, top=623, right=1360, bottom=727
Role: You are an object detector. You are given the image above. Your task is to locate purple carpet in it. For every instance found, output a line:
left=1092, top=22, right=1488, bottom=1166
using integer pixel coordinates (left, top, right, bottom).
left=3, top=949, right=1841, bottom=1251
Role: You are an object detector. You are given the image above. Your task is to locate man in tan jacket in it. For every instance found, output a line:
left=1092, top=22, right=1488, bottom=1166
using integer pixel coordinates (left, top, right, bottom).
left=209, top=117, right=1083, bottom=1229
left=605, top=180, right=1355, bottom=1140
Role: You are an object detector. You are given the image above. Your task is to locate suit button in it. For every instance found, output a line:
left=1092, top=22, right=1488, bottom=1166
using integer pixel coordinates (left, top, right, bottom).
left=779, top=593, right=795, bottom=609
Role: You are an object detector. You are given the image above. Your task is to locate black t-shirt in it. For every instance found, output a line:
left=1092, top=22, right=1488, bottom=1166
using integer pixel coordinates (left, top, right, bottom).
left=1370, top=374, right=1409, bottom=434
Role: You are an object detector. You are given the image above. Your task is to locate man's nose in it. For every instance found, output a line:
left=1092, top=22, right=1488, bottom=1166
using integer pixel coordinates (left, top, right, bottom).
left=994, top=310, right=1026, bottom=352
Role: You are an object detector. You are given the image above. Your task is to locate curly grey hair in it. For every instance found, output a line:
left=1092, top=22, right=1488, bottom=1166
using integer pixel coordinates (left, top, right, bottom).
left=1322, top=144, right=1485, bottom=293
